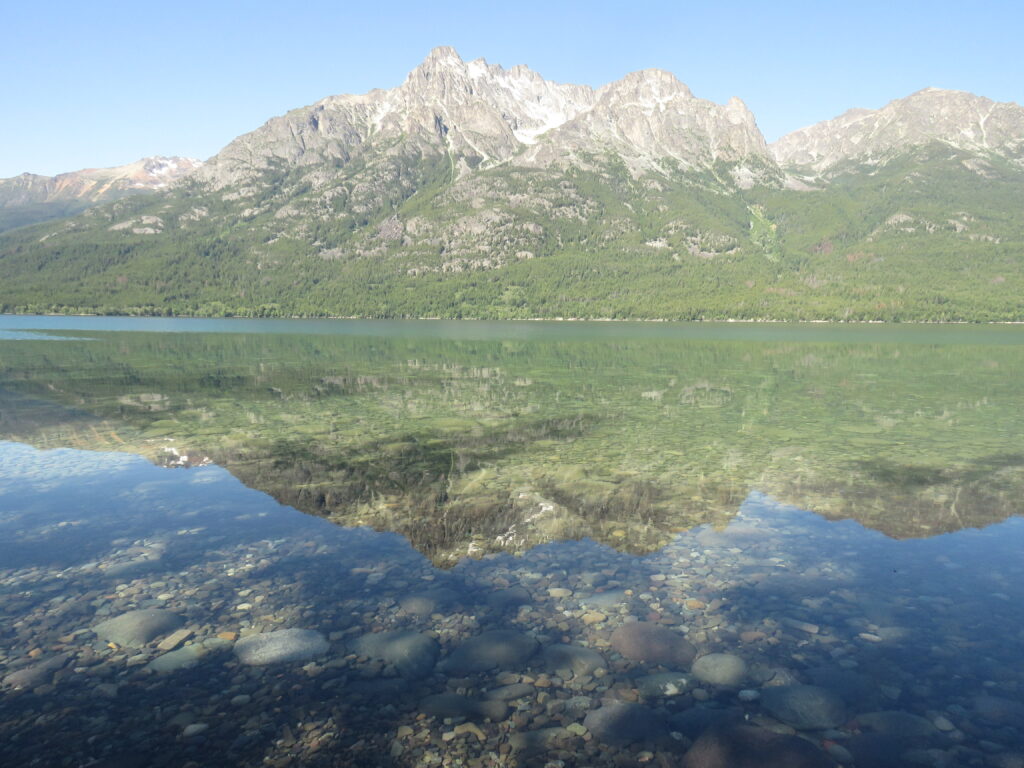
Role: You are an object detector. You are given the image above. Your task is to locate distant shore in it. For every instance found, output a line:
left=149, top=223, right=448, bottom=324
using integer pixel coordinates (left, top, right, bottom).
left=4, top=310, right=1024, bottom=326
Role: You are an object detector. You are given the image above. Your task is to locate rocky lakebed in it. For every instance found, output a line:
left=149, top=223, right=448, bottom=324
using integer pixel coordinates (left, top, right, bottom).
left=1, top=444, right=1023, bottom=768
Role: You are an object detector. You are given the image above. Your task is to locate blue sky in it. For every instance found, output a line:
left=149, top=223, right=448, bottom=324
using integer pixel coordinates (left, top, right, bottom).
left=2, top=0, right=1021, bottom=177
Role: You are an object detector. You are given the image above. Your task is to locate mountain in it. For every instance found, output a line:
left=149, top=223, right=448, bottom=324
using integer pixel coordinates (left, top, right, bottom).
left=771, top=88, right=1024, bottom=175
left=194, top=47, right=764, bottom=189
left=0, top=48, right=1022, bottom=321
left=0, top=156, right=203, bottom=232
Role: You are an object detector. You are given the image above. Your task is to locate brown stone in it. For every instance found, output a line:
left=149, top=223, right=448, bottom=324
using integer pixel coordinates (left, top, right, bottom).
left=610, top=622, right=696, bottom=667
left=157, top=628, right=194, bottom=652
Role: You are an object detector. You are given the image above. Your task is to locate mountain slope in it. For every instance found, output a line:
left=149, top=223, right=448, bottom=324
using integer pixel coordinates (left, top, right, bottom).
left=1, top=49, right=1022, bottom=321
left=0, top=157, right=203, bottom=232
left=771, top=88, right=1024, bottom=175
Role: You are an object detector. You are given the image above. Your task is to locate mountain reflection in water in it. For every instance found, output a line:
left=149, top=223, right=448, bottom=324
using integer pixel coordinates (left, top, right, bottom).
left=1, top=320, right=1023, bottom=565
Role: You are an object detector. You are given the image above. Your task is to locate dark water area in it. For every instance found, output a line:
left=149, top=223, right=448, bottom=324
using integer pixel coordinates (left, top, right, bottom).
left=1, top=316, right=1023, bottom=767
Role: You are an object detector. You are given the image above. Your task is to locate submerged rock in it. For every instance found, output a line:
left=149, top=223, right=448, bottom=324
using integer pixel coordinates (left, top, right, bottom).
left=854, top=710, right=938, bottom=740
left=692, top=653, right=747, bottom=687
left=610, top=622, right=696, bottom=667
left=147, top=644, right=205, bottom=673
left=682, top=723, right=837, bottom=768
left=486, top=586, right=532, bottom=613
left=398, top=588, right=460, bottom=617
left=806, top=666, right=879, bottom=710
left=760, top=685, right=847, bottom=730
left=670, top=707, right=745, bottom=739
left=583, top=701, right=670, bottom=747
left=441, top=630, right=538, bottom=674
left=349, top=630, right=438, bottom=678
left=541, top=644, right=606, bottom=677
left=483, top=682, right=535, bottom=701
left=419, top=692, right=509, bottom=721
left=973, top=694, right=1024, bottom=726
left=2, top=653, right=70, bottom=690
left=635, top=671, right=695, bottom=698
left=146, top=637, right=231, bottom=673
left=234, top=629, right=328, bottom=665
left=583, top=589, right=630, bottom=610
left=93, top=609, right=184, bottom=648
left=509, top=727, right=578, bottom=756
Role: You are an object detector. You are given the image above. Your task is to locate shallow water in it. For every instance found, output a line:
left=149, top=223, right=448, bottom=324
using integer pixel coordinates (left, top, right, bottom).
left=1, top=317, right=1022, bottom=767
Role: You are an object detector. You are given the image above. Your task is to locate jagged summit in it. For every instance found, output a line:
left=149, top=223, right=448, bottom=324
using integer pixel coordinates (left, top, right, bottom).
left=195, top=47, right=768, bottom=189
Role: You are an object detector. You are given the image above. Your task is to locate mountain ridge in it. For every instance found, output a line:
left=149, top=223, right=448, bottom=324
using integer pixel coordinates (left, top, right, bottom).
left=0, top=47, right=1022, bottom=322
left=770, top=87, right=1024, bottom=173
left=0, top=156, right=203, bottom=232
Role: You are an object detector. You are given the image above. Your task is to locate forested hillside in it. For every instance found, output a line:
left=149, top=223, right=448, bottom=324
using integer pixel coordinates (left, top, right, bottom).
left=2, top=50, right=1022, bottom=322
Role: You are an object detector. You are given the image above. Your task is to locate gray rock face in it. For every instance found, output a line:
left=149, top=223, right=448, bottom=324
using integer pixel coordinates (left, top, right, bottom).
left=234, top=629, right=329, bottom=665
left=541, top=644, right=606, bottom=677
left=194, top=46, right=767, bottom=193
left=194, top=47, right=594, bottom=191
left=682, top=723, right=837, bottom=768
left=419, top=692, right=509, bottom=721
left=523, top=69, right=768, bottom=174
left=582, top=701, right=669, bottom=747
left=93, top=609, right=184, bottom=648
left=349, top=630, right=438, bottom=678
left=760, top=685, right=847, bottom=730
left=441, top=630, right=538, bottom=674
left=691, top=653, right=747, bottom=687
left=771, top=88, right=1024, bottom=173
left=610, top=622, right=696, bottom=668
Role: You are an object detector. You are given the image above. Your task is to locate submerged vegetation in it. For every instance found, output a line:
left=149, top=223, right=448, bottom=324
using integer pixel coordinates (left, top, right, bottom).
left=2, top=323, right=1024, bottom=564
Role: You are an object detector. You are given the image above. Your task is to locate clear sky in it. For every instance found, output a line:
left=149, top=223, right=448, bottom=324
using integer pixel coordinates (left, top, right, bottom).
left=2, top=0, right=1021, bottom=178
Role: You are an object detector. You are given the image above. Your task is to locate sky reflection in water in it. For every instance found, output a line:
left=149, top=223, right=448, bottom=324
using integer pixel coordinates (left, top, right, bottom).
left=1, top=441, right=1022, bottom=766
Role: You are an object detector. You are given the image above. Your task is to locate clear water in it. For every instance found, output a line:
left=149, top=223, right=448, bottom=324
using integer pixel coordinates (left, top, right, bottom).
left=1, top=316, right=1022, bottom=767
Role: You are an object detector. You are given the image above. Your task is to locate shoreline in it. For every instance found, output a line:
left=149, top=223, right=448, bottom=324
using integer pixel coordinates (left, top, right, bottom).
left=3, top=310, right=1024, bottom=326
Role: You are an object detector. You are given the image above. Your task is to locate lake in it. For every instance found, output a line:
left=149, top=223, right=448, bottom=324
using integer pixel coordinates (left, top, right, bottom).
left=1, top=315, right=1022, bottom=767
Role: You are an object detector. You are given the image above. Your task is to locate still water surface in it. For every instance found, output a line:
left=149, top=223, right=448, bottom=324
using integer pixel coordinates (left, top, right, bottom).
left=1, top=316, right=1022, bottom=767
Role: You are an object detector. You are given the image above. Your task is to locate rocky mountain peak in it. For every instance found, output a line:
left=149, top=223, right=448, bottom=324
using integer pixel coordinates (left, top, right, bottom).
left=195, top=48, right=769, bottom=189
left=404, top=46, right=468, bottom=87
left=599, top=69, right=694, bottom=103
left=521, top=69, right=767, bottom=173
left=772, top=88, right=1024, bottom=173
